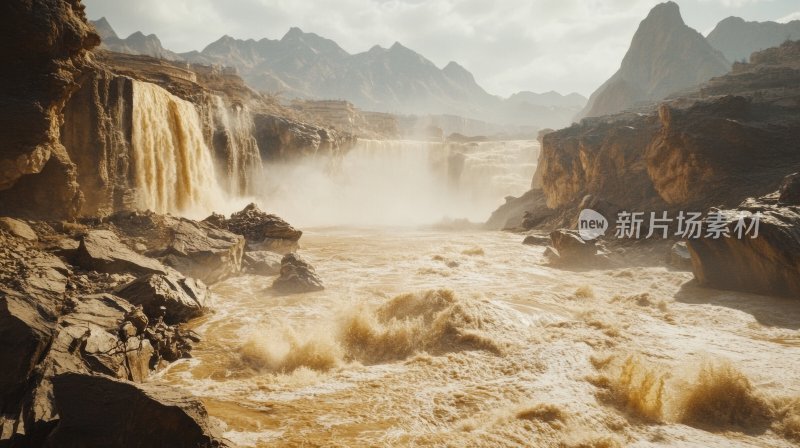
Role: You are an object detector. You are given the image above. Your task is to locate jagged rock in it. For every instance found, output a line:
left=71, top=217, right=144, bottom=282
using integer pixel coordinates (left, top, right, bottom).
left=162, top=219, right=244, bottom=284
left=243, top=250, right=283, bottom=276
left=778, top=172, right=800, bottom=205
left=48, top=373, right=229, bottom=448
left=74, top=230, right=167, bottom=276
left=688, top=186, right=800, bottom=297
left=108, top=212, right=245, bottom=283
left=667, top=241, right=692, bottom=270
left=545, top=229, right=599, bottom=264
left=115, top=273, right=208, bottom=324
left=0, top=217, right=38, bottom=241
left=522, top=234, right=551, bottom=246
left=207, top=203, right=302, bottom=253
left=272, top=253, right=324, bottom=293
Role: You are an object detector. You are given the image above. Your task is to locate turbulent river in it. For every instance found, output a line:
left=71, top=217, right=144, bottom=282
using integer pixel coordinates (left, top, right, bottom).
left=152, top=140, right=799, bottom=447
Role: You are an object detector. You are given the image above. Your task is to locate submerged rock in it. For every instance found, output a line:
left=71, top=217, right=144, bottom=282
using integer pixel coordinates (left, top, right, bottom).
left=544, top=229, right=599, bottom=264
left=74, top=230, right=167, bottom=276
left=115, top=273, right=208, bottom=324
left=272, top=253, right=324, bottom=293
left=49, top=373, right=229, bottom=448
left=522, top=234, right=551, bottom=246
left=668, top=241, right=692, bottom=270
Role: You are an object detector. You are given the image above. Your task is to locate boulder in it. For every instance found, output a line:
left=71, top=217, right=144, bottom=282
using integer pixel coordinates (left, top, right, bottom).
left=243, top=250, right=283, bottom=276
left=0, top=217, right=38, bottom=241
left=545, top=229, right=598, bottom=264
left=522, top=234, right=551, bottom=246
left=74, top=230, right=167, bottom=276
left=667, top=241, right=692, bottom=270
left=688, top=191, right=800, bottom=297
left=48, top=373, right=229, bottom=448
left=208, top=203, right=302, bottom=253
left=115, top=273, right=208, bottom=324
left=272, top=253, right=324, bottom=293
left=162, top=219, right=244, bottom=284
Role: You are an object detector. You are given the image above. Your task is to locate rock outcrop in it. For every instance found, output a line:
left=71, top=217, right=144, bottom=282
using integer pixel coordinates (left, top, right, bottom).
left=688, top=175, right=800, bottom=297
left=49, top=373, right=228, bottom=447
left=0, top=0, right=100, bottom=220
left=108, top=211, right=245, bottom=284
left=544, top=229, right=600, bottom=265
left=576, top=2, right=730, bottom=120
left=206, top=203, right=302, bottom=253
left=272, top=253, right=324, bottom=293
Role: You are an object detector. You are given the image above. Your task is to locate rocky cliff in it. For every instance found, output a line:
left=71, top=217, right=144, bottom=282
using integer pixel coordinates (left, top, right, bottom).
left=576, top=1, right=730, bottom=121
left=0, top=0, right=100, bottom=220
left=491, top=39, right=800, bottom=231
left=707, top=16, right=800, bottom=63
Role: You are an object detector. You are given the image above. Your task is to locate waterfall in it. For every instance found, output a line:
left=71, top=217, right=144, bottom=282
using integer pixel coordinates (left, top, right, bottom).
left=131, top=81, right=225, bottom=216
left=255, top=139, right=539, bottom=226
left=210, top=96, right=262, bottom=196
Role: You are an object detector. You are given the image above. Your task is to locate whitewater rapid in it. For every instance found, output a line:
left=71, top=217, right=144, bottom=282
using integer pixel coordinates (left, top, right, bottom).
left=154, top=227, right=800, bottom=447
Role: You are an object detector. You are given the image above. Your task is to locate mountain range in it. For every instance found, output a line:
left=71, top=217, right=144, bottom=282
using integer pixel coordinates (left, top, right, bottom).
left=707, top=16, right=800, bottom=63
left=90, top=18, right=586, bottom=129
left=91, top=2, right=799, bottom=128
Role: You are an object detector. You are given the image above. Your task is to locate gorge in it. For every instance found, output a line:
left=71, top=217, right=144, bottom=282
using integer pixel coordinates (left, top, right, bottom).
left=2, top=1, right=800, bottom=447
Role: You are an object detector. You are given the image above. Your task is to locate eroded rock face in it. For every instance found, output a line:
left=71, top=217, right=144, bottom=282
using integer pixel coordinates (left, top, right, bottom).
left=207, top=203, right=302, bottom=253
left=48, top=373, right=229, bottom=448
left=272, top=253, right=324, bottom=293
left=115, top=273, right=208, bottom=324
left=0, top=0, right=100, bottom=219
left=688, top=189, right=800, bottom=297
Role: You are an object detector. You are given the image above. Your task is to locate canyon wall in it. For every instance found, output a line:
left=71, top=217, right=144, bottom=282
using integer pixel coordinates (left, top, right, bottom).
left=491, top=40, right=800, bottom=230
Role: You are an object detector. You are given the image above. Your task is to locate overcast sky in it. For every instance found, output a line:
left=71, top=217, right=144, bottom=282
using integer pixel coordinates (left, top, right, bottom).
left=83, top=0, right=800, bottom=97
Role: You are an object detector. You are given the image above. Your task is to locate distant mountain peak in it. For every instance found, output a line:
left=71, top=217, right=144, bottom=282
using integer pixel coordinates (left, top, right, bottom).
left=707, top=15, right=800, bottom=62
left=282, top=27, right=305, bottom=40
left=91, top=17, right=118, bottom=40
left=645, top=1, right=683, bottom=25
left=576, top=1, right=730, bottom=120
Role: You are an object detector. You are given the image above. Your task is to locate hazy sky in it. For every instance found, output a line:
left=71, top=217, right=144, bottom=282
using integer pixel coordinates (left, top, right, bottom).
left=83, top=0, right=800, bottom=97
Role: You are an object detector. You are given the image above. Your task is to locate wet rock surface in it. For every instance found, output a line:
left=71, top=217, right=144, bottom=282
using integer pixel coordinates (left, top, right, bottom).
left=49, top=373, right=229, bottom=448
left=272, top=253, right=325, bottom=293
